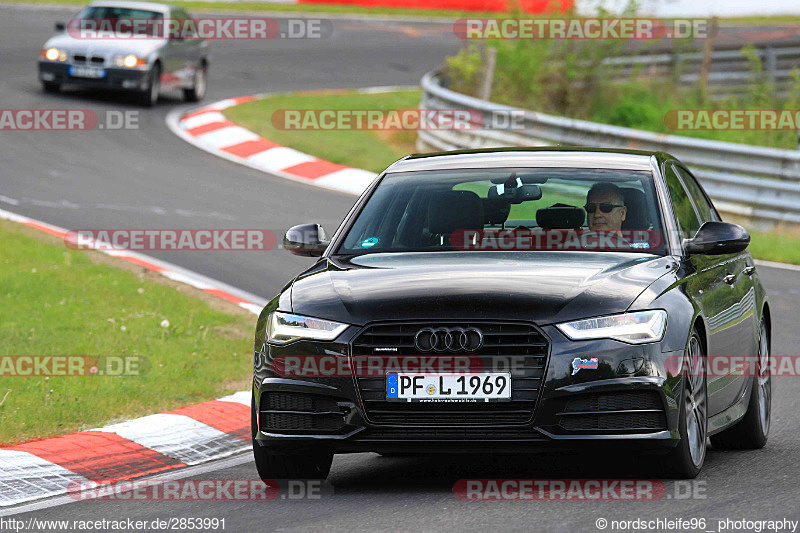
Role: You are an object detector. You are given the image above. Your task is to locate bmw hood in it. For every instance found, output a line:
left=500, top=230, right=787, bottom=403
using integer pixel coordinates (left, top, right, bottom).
left=288, top=252, right=675, bottom=326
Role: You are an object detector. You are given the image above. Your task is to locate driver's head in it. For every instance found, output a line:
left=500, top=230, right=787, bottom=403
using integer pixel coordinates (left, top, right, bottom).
left=586, top=183, right=627, bottom=231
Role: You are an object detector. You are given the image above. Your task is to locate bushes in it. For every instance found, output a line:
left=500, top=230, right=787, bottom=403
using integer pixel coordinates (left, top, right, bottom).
left=445, top=9, right=800, bottom=148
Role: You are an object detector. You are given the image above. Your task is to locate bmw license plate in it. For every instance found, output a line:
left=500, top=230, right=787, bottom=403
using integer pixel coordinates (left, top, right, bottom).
left=386, top=372, right=511, bottom=402
left=69, top=65, right=106, bottom=79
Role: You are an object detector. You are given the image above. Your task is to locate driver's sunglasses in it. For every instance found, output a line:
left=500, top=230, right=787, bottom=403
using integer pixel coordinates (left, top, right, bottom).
left=584, top=202, right=624, bottom=214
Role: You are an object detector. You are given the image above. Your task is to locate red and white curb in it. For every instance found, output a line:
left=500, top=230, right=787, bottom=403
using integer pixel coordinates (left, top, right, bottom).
left=166, top=88, right=417, bottom=197
left=0, top=208, right=263, bottom=508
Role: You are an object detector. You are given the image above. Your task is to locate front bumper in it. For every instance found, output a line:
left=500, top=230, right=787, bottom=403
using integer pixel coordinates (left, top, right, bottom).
left=39, top=61, right=149, bottom=90
left=252, top=323, right=684, bottom=455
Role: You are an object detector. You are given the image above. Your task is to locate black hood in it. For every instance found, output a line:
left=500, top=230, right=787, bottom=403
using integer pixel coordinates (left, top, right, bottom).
left=288, top=252, right=674, bottom=326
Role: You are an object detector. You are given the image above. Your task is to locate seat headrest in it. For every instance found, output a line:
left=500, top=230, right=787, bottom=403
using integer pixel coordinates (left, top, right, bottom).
left=428, top=191, right=484, bottom=235
left=620, top=188, right=650, bottom=230
left=483, top=198, right=511, bottom=226
left=536, top=203, right=586, bottom=229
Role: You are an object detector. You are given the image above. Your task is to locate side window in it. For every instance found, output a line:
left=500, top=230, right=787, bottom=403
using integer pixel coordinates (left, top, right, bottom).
left=674, top=166, right=719, bottom=223
left=664, top=164, right=702, bottom=240
left=171, top=8, right=194, bottom=38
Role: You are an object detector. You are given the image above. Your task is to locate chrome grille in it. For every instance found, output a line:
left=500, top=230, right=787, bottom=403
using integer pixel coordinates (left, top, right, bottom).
left=352, top=322, right=549, bottom=425
left=70, top=53, right=106, bottom=65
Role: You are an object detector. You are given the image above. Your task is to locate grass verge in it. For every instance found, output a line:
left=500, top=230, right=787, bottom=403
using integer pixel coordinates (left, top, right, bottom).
left=0, top=219, right=254, bottom=445
left=748, top=229, right=800, bottom=265
left=223, top=89, right=422, bottom=173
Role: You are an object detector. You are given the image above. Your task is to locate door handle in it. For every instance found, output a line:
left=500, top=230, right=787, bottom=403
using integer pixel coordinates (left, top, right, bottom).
left=744, top=266, right=756, bottom=276
left=723, top=274, right=737, bottom=285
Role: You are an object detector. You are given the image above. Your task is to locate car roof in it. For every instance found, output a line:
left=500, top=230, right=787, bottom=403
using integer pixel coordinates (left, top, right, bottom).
left=86, top=1, right=173, bottom=13
left=386, top=147, right=674, bottom=174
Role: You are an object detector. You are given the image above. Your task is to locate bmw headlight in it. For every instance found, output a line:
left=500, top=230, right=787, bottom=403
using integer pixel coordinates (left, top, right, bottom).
left=113, top=54, right=147, bottom=68
left=41, top=48, right=68, bottom=61
left=556, top=310, right=667, bottom=344
left=267, top=311, right=348, bottom=344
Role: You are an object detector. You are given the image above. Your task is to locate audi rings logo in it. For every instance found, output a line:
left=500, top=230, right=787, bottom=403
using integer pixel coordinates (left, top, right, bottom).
left=414, top=327, right=484, bottom=353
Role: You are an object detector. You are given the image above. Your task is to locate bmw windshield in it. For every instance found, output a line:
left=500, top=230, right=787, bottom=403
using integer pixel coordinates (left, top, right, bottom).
left=335, top=167, right=668, bottom=255
left=71, top=6, right=164, bottom=37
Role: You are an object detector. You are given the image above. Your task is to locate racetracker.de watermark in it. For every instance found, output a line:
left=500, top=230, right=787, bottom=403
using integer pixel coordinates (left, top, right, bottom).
left=270, top=355, right=497, bottom=378
left=0, top=355, right=148, bottom=377
left=67, top=479, right=333, bottom=500
left=0, top=110, right=142, bottom=131
left=453, top=18, right=710, bottom=40
left=665, top=354, right=800, bottom=378
left=65, top=18, right=333, bottom=40
left=64, top=229, right=279, bottom=251
left=453, top=479, right=707, bottom=500
left=270, top=109, right=526, bottom=131
left=665, top=109, right=800, bottom=130
left=451, top=229, right=662, bottom=251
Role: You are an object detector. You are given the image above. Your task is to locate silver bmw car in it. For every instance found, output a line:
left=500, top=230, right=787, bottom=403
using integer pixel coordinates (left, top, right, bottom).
left=38, top=1, right=209, bottom=106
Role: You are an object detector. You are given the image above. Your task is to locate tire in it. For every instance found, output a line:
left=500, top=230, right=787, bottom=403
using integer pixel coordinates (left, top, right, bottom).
left=710, top=318, right=771, bottom=450
left=660, top=329, right=707, bottom=479
left=251, top=391, right=333, bottom=481
left=183, top=64, right=206, bottom=102
left=42, top=82, right=60, bottom=93
left=138, top=64, right=160, bottom=107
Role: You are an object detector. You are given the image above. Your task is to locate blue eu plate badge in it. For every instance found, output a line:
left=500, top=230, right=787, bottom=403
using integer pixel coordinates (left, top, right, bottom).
left=386, top=372, right=399, bottom=398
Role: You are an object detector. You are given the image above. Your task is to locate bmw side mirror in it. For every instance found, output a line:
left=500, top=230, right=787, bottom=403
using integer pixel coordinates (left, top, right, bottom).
left=684, top=221, right=750, bottom=255
left=55, top=22, right=66, bottom=31
left=284, top=223, right=329, bottom=257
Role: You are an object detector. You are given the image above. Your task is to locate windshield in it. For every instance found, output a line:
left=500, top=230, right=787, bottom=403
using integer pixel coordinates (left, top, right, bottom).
left=335, top=167, right=666, bottom=255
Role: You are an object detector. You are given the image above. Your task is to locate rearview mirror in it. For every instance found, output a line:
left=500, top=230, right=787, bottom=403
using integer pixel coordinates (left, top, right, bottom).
left=489, top=183, right=542, bottom=204
left=55, top=22, right=66, bottom=31
left=284, top=223, right=329, bottom=257
left=684, top=221, right=750, bottom=255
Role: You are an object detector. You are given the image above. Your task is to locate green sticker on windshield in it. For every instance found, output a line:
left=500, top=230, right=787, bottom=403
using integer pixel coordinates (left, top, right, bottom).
left=361, top=237, right=379, bottom=248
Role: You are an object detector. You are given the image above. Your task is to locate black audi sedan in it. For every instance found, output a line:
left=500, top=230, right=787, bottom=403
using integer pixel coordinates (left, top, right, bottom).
left=252, top=147, right=771, bottom=479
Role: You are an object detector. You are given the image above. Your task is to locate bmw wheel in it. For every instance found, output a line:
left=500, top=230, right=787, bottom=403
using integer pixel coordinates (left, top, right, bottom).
left=183, top=63, right=206, bottom=102
left=138, top=63, right=160, bottom=107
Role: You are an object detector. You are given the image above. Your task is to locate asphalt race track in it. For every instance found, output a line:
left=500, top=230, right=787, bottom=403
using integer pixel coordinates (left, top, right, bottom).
left=2, top=5, right=800, bottom=530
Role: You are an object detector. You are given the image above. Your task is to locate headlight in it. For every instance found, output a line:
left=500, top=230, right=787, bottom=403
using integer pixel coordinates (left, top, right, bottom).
left=556, top=310, right=667, bottom=345
left=114, top=54, right=147, bottom=68
left=42, top=48, right=67, bottom=61
left=267, top=311, right=348, bottom=344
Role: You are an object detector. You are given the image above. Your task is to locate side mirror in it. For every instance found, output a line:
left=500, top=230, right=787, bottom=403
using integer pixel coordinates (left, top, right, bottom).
left=684, top=221, right=750, bottom=255
left=283, top=223, right=329, bottom=257
left=55, top=22, right=66, bottom=31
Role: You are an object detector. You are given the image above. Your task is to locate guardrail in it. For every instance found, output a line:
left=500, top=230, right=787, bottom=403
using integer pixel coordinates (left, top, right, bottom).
left=607, top=45, right=800, bottom=100
left=417, top=70, right=800, bottom=227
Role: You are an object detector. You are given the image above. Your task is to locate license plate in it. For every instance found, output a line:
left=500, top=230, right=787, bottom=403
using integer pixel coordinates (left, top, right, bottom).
left=69, top=66, right=106, bottom=79
left=386, top=372, right=511, bottom=402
